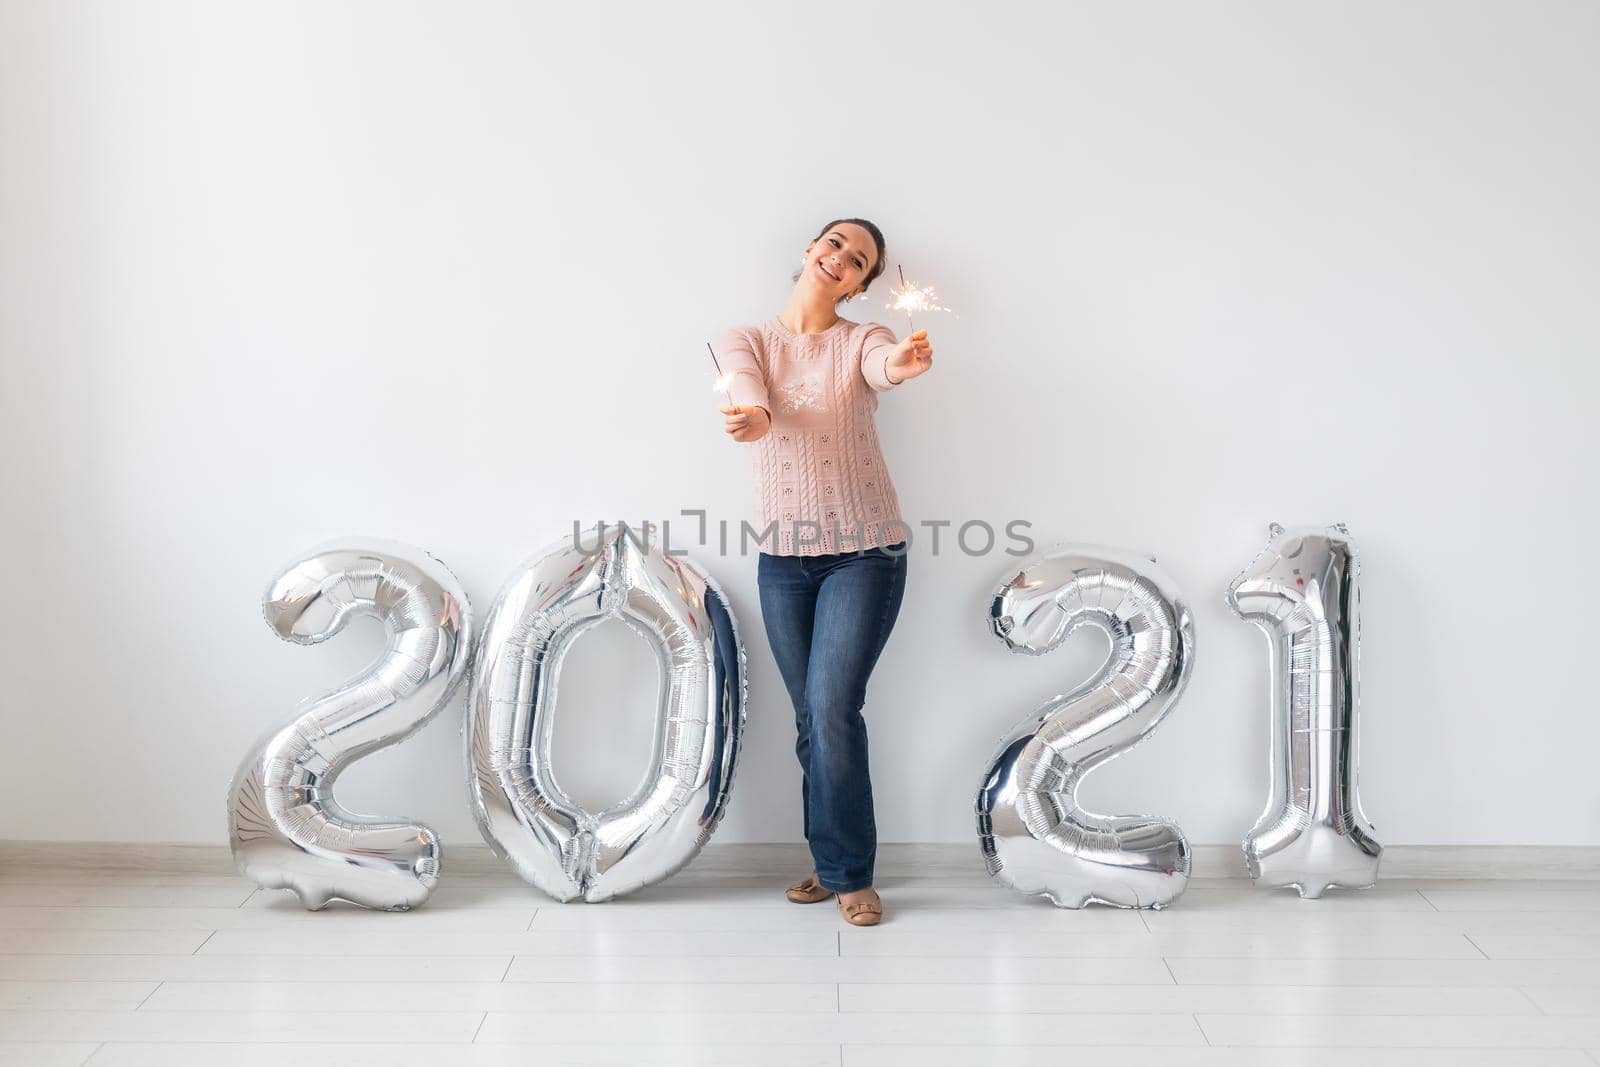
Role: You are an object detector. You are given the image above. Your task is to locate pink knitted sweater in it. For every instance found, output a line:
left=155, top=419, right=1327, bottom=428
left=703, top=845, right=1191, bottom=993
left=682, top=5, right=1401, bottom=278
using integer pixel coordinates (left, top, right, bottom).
left=713, top=315, right=907, bottom=556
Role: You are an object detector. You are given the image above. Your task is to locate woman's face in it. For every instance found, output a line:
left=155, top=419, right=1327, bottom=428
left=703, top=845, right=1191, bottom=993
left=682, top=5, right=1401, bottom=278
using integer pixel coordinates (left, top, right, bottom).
left=802, top=223, right=877, bottom=303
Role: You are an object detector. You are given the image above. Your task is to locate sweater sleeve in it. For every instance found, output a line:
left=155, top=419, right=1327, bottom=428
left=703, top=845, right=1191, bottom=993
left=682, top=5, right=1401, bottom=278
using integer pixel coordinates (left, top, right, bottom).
left=859, top=323, right=904, bottom=392
left=711, top=326, right=770, bottom=414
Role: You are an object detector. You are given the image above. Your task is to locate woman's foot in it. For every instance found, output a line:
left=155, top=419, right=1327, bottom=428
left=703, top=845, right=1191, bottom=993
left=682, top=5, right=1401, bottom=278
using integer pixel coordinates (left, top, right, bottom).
left=836, top=886, right=882, bottom=926
left=785, top=873, right=833, bottom=904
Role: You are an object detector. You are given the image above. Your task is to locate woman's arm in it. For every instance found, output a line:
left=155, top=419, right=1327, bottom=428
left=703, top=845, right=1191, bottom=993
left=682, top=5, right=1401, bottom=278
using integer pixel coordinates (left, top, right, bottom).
left=713, top=327, right=771, bottom=441
left=712, top=327, right=771, bottom=420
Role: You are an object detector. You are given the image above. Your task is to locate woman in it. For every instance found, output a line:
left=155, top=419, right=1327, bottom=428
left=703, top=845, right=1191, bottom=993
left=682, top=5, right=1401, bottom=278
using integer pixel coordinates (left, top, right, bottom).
left=712, top=218, right=934, bottom=926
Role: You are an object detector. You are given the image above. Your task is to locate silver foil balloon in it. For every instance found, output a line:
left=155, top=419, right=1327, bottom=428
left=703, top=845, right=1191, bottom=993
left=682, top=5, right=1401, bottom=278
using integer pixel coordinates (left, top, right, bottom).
left=467, top=522, right=746, bottom=902
left=227, top=539, right=474, bottom=911
left=977, top=546, right=1195, bottom=909
left=1229, top=522, right=1382, bottom=897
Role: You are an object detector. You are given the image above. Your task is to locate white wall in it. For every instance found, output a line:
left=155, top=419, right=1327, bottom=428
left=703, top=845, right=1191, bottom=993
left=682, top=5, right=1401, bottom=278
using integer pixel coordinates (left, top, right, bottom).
left=2, top=0, right=1596, bottom=849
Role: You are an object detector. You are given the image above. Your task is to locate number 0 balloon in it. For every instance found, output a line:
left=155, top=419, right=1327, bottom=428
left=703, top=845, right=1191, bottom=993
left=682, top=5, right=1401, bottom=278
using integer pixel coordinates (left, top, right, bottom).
left=1228, top=523, right=1382, bottom=897
left=227, top=539, right=474, bottom=911
left=977, top=546, right=1195, bottom=909
left=467, top=523, right=746, bottom=902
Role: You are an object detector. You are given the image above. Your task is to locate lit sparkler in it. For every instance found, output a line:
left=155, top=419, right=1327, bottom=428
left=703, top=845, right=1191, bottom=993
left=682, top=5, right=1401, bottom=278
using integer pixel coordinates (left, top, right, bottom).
left=706, top=342, right=733, bottom=405
left=884, top=264, right=953, bottom=333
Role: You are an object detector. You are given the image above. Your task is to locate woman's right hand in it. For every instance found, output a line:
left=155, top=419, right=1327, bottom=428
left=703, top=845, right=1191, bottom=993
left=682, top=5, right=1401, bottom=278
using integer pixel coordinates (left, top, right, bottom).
left=720, top=403, right=771, bottom=442
left=884, top=329, right=933, bottom=384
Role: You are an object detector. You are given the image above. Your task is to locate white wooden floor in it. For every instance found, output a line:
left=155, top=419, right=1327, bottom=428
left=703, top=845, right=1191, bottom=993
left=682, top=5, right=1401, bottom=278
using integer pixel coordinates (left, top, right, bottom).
left=3, top=857, right=1600, bottom=1066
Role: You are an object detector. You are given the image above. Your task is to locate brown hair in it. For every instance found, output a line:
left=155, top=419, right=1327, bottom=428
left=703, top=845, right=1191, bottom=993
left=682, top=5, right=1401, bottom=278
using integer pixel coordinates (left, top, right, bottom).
left=791, top=218, right=888, bottom=302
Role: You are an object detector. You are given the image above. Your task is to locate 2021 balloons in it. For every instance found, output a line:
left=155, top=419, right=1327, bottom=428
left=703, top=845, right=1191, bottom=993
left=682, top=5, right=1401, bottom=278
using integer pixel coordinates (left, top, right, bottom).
left=227, top=523, right=1382, bottom=908
left=227, top=539, right=474, bottom=911
left=977, top=546, right=1196, bottom=909
left=1228, top=523, right=1382, bottom=897
left=466, top=522, right=747, bottom=902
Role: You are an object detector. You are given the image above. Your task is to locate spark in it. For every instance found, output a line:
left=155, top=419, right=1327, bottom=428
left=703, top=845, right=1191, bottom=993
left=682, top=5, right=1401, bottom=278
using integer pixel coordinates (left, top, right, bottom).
left=706, top=343, right=732, bottom=404
left=885, top=264, right=953, bottom=331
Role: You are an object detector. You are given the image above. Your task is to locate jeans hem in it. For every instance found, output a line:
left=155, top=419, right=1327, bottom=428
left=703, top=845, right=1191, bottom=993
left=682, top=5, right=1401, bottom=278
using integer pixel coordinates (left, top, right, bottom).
left=817, top=876, right=874, bottom=893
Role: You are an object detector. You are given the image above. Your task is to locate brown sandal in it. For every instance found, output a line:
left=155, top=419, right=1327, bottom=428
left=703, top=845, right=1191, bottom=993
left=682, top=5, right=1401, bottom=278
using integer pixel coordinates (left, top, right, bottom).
left=836, top=888, right=883, bottom=926
left=785, top=874, right=833, bottom=904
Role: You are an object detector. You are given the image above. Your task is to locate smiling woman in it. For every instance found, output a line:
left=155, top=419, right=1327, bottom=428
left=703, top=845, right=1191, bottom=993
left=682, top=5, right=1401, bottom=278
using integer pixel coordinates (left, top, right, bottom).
left=791, top=218, right=886, bottom=291
left=710, top=217, right=938, bottom=927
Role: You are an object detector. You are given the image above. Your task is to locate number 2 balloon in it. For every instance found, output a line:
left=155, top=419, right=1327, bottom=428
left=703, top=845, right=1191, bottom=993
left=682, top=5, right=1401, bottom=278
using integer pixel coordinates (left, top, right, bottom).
left=227, top=539, right=474, bottom=911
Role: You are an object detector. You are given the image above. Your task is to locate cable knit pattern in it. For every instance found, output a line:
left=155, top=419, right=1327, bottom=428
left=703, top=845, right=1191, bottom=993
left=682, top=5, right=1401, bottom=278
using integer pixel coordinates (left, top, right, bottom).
left=713, top=316, right=906, bottom=556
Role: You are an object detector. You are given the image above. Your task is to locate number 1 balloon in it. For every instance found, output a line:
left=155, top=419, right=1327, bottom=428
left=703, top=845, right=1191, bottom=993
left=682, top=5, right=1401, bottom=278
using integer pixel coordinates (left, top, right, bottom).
left=1228, top=523, right=1382, bottom=897
left=467, top=522, right=746, bottom=902
left=977, top=546, right=1195, bottom=909
left=227, top=539, right=474, bottom=911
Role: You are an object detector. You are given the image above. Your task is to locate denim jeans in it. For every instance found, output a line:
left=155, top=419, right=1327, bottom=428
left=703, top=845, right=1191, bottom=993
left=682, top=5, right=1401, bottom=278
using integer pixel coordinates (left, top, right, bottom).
left=756, top=543, right=908, bottom=892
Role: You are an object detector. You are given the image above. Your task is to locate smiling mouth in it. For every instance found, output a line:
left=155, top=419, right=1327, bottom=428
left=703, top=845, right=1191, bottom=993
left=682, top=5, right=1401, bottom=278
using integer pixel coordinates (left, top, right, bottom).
left=818, top=262, right=840, bottom=282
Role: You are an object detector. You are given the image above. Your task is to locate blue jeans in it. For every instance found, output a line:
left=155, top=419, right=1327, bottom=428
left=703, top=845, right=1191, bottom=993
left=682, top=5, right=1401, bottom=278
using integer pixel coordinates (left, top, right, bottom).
left=756, top=543, right=908, bottom=892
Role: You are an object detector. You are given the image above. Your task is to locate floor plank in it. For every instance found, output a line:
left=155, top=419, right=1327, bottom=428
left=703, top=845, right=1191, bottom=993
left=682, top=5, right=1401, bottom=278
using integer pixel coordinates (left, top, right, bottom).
left=475, top=1010, right=1207, bottom=1045
left=842, top=1049, right=1595, bottom=1066
left=504, top=955, right=1176, bottom=984
left=0, top=906, right=538, bottom=932
left=1473, top=937, right=1600, bottom=960
left=0, top=1009, right=483, bottom=1042
left=1167, top=958, right=1600, bottom=987
left=0, top=1045, right=99, bottom=1067
left=0, top=886, right=252, bottom=908
left=837, top=982, right=1540, bottom=1015
left=840, top=930, right=1483, bottom=959
left=0, top=931, right=212, bottom=956
left=144, top=980, right=838, bottom=1013
left=197, top=929, right=838, bottom=958
left=78, top=1043, right=841, bottom=1066
left=0, top=981, right=157, bottom=1011
left=1196, top=1013, right=1600, bottom=1048
left=0, top=956, right=512, bottom=982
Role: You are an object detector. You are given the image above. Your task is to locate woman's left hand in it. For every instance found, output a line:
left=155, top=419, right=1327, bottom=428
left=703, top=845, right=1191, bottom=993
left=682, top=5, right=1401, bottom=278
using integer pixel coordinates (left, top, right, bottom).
left=885, top=329, right=933, bottom=384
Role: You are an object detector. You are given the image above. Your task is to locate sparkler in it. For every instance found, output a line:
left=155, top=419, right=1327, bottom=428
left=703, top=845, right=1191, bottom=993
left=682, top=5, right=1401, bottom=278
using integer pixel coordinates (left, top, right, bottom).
left=706, top=342, right=734, bottom=405
left=884, top=264, right=952, bottom=333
